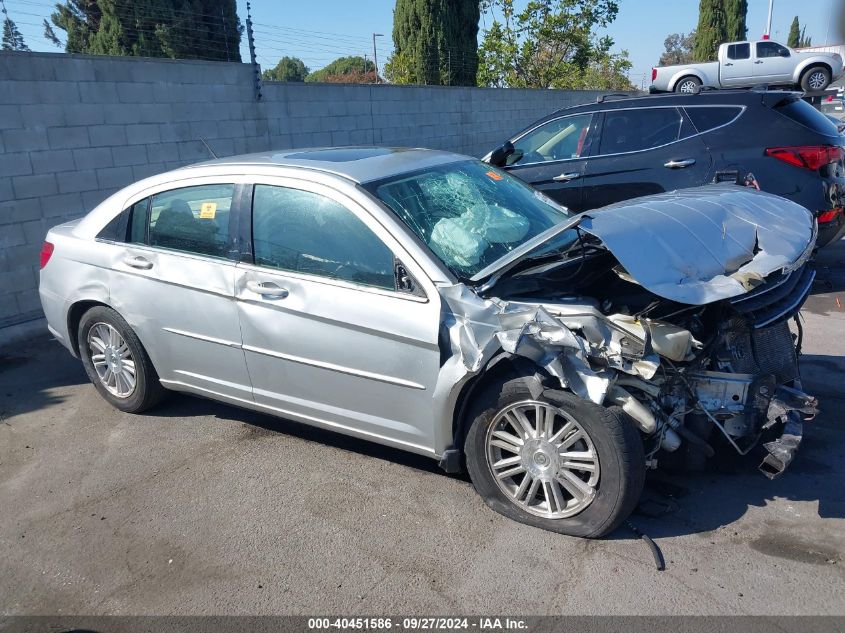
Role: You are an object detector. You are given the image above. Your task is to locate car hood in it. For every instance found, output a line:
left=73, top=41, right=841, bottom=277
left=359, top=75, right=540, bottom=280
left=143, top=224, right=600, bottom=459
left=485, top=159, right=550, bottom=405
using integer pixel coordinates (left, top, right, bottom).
left=490, top=185, right=816, bottom=306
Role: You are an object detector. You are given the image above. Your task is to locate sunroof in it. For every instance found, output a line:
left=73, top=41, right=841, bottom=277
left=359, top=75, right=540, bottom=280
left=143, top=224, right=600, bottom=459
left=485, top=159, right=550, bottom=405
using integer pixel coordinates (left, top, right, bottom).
left=284, top=148, right=395, bottom=162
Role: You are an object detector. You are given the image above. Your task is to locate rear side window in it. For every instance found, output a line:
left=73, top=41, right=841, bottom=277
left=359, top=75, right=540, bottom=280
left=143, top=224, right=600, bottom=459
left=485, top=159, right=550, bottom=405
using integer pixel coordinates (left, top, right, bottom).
left=727, top=43, right=750, bottom=60
left=774, top=98, right=840, bottom=135
left=684, top=106, right=742, bottom=133
left=251, top=185, right=395, bottom=290
left=147, top=184, right=234, bottom=258
left=598, top=108, right=683, bottom=154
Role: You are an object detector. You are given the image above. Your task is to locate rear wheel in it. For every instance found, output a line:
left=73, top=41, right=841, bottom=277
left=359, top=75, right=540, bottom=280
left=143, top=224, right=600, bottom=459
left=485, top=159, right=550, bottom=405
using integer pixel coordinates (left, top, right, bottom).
left=78, top=306, right=166, bottom=413
left=801, top=66, right=831, bottom=92
left=675, top=76, right=701, bottom=94
left=464, top=377, right=645, bottom=538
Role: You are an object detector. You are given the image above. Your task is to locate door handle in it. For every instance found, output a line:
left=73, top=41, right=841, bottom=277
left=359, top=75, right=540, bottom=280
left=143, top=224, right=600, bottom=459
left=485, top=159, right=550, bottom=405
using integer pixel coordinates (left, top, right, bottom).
left=553, top=172, right=581, bottom=182
left=246, top=280, right=289, bottom=298
left=754, top=60, right=764, bottom=64
left=664, top=158, right=696, bottom=169
left=123, top=255, right=153, bottom=270
left=725, top=62, right=733, bottom=66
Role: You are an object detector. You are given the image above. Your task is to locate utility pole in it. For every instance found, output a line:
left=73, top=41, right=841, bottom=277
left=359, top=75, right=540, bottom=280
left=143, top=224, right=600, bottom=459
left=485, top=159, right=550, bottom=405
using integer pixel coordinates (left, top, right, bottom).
left=372, top=33, right=383, bottom=84
left=764, top=0, right=774, bottom=39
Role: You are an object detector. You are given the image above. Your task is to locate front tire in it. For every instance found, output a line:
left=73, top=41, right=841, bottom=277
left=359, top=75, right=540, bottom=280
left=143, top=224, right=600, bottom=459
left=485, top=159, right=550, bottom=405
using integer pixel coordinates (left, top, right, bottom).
left=801, top=66, right=831, bottom=92
left=675, top=76, right=701, bottom=94
left=78, top=306, right=166, bottom=413
left=464, top=377, right=645, bottom=538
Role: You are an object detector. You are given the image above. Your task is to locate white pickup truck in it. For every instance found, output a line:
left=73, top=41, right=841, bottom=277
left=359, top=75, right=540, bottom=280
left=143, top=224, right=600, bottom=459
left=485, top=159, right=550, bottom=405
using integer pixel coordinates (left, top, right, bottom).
left=651, top=39, right=844, bottom=93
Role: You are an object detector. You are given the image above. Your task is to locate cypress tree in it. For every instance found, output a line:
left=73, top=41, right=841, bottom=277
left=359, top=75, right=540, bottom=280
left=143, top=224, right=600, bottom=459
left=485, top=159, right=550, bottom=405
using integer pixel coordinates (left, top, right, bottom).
left=1, top=0, right=30, bottom=51
left=724, top=0, right=747, bottom=41
left=392, top=0, right=480, bottom=86
left=693, top=0, right=727, bottom=61
left=787, top=16, right=800, bottom=47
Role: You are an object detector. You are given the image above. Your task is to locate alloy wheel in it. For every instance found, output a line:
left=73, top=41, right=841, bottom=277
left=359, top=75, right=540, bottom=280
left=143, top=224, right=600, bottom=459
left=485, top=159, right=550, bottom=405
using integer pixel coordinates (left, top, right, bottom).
left=87, top=322, right=137, bottom=398
left=485, top=400, right=600, bottom=519
left=808, top=71, right=827, bottom=90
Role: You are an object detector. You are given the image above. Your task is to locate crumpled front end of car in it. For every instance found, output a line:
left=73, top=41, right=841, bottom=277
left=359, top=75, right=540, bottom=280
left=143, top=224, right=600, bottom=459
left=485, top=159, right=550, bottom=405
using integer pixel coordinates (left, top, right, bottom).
left=441, top=185, right=819, bottom=477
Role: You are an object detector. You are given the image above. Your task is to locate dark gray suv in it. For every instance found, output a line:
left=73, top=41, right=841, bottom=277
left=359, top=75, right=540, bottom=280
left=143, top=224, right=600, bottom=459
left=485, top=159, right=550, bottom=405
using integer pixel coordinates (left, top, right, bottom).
left=485, top=90, right=845, bottom=246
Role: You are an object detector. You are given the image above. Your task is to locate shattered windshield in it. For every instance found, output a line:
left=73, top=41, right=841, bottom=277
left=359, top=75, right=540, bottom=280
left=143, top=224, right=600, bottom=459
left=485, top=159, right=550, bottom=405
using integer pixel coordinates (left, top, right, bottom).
left=367, top=160, right=574, bottom=278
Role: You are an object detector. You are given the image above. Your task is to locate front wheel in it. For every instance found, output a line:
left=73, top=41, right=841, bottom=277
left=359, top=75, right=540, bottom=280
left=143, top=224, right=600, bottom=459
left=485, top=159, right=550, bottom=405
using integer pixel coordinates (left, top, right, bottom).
left=78, top=306, right=166, bottom=413
left=464, top=378, right=645, bottom=538
left=801, top=66, right=831, bottom=92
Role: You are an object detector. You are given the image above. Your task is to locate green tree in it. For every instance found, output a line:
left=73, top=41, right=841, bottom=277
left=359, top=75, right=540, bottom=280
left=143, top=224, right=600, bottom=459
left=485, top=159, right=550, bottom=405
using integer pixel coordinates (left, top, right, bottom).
left=389, top=0, right=480, bottom=86
left=477, top=0, right=629, bottom=90
left=47, top=0, right=242, bottom=61
left=658, top=31, right=696, bottom=65
left=788, top=16, right=800, bottom=47
left=305, top=56, right=375, bottom=83
left=2, top=1, right=30, bottom=51
left=724, top=0, right=747, bottom=41
left=262, top=56, right=309, bottom=82
left=693, top=0, right=726, bottom=61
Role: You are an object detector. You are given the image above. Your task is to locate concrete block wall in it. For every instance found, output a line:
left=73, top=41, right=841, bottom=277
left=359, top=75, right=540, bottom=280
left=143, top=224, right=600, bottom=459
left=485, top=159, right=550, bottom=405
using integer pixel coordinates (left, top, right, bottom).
left=0, top=51, right=612, bottom=336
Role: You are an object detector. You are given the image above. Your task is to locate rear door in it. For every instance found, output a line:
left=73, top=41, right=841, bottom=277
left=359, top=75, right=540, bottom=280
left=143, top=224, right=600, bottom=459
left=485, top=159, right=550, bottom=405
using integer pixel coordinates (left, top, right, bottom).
left=580, top=106, right=712, bottom=209
left=234, top=178, right=443, bottom=453
left=722, top=42, right=754, bottom=86
left=106, top=179, right=252, bottom=400
left=502, top=112, right=597, bottom=211
left=754, top=41, right=794, bottom=84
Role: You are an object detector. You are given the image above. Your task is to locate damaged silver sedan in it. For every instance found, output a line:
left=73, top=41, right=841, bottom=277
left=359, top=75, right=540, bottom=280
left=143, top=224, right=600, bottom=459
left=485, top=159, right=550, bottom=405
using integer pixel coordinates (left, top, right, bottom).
left=39, top=148, right=818, bottom=537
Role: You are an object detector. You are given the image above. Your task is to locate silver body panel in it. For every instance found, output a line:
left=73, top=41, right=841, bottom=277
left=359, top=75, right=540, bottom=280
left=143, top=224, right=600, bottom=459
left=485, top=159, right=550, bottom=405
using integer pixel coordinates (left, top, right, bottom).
left=39, top=149, right=817, bottom=462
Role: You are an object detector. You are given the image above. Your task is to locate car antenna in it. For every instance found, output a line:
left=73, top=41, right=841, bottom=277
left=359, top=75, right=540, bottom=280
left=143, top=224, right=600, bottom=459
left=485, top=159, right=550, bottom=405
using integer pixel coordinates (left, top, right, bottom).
left=199, top=137, right=218, bottom=159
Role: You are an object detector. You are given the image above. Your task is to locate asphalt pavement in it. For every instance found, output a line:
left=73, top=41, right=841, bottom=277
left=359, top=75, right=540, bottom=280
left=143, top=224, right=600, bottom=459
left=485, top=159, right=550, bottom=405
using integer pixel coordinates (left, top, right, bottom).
left=1, top=241, right=844, bottom=616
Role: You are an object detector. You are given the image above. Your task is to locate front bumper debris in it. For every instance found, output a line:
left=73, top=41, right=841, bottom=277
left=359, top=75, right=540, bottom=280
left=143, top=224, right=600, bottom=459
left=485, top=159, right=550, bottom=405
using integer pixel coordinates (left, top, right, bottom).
left=759, top=385, right=818, bottom=479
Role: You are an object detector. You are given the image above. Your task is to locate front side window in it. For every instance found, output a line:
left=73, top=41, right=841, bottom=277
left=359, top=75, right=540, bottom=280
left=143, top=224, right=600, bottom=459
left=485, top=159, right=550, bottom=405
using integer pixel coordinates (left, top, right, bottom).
left=598, top=108, right=683, bottom=155
left=251, top=185, right=395, bottom=291
left=757, top=42, right=790, bottom=58
left=368, top=160, right=572, bottom=278
left=139, top=184, right=235, bottom=257
left=727, top=43, right=750, bottom=60
left=509, top=114, right=594, bottom=166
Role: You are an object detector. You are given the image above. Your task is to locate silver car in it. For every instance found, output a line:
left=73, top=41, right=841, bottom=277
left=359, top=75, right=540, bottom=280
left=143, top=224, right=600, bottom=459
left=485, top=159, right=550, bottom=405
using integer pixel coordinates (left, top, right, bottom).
left=39, top=148, right=818, bottom=537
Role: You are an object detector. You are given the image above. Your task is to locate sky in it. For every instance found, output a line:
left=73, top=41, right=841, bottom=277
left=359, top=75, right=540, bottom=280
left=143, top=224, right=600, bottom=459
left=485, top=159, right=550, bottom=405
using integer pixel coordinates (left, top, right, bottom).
left=4, top=0, right=839, bottom=85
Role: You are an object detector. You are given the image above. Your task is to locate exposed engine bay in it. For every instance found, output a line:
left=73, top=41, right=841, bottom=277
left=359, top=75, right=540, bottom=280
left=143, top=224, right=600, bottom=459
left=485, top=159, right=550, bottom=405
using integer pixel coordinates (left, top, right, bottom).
left=439, top=186, right=819, bottom=478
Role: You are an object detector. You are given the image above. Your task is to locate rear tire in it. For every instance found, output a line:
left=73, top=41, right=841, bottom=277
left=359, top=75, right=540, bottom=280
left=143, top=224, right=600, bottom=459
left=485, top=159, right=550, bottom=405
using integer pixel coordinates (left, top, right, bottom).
left=78, top=306, right=166, bottom=413
left=801, top=66, right=831, bottom=92
left=463, top=377, right=645, bottom=538
left=675, top=76, right=701, bottom=94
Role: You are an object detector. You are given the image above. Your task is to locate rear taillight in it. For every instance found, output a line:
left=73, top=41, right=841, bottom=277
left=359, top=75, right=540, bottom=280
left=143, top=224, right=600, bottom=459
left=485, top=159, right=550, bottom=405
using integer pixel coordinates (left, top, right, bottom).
left=765, top=145, right=845, bottom=170
left=651, top=68, right=657, bottom=82
left=818, top=208, right=843, bottom=223
left=39, top=241, right=54, bottom=269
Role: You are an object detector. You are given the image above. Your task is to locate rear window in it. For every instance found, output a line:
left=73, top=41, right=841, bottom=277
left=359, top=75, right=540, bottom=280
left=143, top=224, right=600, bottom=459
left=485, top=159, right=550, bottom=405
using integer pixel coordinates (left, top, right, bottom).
left=598, top=108, right=683, bottom=154
left=774, top=98, right=840, bottom=136
left=727, top=43, right=750, bottom=60
left=684, top=106, right=742, bottom=133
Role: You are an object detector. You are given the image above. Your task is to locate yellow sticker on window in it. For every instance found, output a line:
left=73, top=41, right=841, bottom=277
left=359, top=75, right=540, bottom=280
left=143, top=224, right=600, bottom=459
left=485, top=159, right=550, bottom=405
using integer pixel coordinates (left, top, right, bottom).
left=485, top=170, right=503, bottom=181
left=199, top=202, right=217, bottom=219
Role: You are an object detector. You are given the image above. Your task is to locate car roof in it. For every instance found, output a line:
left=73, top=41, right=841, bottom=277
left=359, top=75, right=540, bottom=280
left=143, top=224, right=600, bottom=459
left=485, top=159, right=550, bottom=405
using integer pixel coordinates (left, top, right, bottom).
left=547, top=88, right=790, bottom=117
left=183, top=147, right=468, bottom=184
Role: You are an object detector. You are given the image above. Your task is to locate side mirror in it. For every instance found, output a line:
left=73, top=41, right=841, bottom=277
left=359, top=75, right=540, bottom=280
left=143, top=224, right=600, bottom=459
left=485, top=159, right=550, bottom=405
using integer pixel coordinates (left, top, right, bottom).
left=488, top=141, right=515, bottom=167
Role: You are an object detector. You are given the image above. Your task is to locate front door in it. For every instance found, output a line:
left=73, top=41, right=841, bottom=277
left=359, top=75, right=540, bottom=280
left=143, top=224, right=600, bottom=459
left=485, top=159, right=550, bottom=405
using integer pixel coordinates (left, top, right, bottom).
left=580, top=107, right=712, bottom=209
left=503, top=113, right=597, bottom=211
left=235, top=180, right=443, bottom=453
left=754, top=41, right=794, bottom=84
left=108, top=181, right=252, bottom=400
